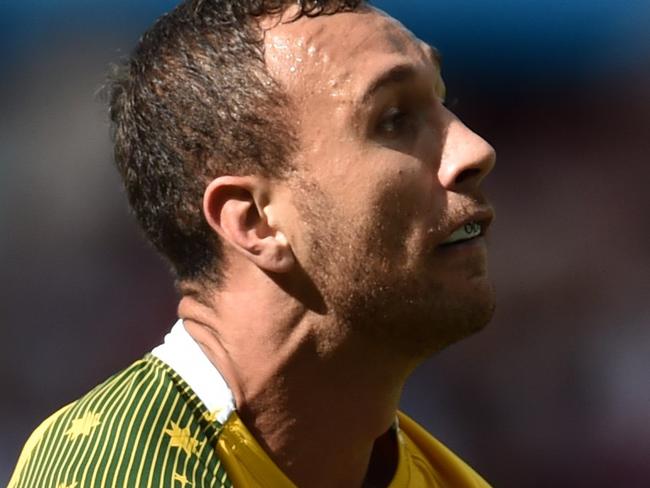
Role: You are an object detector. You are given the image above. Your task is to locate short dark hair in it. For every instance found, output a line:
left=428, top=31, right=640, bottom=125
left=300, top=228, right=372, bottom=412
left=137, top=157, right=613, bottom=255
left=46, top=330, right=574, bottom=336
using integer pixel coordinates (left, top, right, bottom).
left=108, top=0, right=363, bottom=285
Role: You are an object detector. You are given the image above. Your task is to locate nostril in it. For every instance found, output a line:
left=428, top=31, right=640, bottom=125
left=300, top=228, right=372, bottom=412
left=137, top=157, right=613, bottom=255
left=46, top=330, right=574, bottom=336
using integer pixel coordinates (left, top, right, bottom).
left=455, top=168, right=482, bottom=185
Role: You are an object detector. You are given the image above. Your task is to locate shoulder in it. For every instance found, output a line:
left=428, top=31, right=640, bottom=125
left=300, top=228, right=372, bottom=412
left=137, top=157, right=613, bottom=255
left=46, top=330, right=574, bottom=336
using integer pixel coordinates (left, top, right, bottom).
left=9, top=356, right=232, bottom=488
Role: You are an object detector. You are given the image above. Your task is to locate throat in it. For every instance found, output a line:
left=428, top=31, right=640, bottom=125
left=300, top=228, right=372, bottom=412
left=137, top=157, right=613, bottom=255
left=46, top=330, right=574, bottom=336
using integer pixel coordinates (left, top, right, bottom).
left=234, top=371, right=403, bottom=488
left=364, top=426, right=400, bottom=488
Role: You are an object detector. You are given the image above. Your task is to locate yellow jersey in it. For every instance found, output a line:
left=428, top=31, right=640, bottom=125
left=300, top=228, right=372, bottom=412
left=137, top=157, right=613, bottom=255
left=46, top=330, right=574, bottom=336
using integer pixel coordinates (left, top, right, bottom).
left=9, top=320, right=491, bottom=487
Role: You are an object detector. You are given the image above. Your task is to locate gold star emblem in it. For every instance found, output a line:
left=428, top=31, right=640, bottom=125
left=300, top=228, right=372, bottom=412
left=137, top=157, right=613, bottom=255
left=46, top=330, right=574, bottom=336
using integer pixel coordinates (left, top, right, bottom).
left=202, top=410, right=218, bottom=423
left=164, top=421, right=201, bottom=456
left=56, top=482, right=78, bottom=488
left=65, top=412, right=101, bottom=441
left=173, top=472, right=191, bottom=486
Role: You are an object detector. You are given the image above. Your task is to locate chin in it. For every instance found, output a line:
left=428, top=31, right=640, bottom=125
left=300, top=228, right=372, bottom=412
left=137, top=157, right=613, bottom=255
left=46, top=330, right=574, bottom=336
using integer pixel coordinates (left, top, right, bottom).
left=434, top=278, right=496, bottom=349
left=401, top=273, right=497, bottom=359
left=344, top=272, right=496, bottom=361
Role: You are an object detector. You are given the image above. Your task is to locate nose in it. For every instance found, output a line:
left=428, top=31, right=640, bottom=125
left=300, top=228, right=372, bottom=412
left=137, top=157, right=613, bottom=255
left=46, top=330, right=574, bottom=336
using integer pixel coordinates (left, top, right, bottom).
left=438, top=113, right=496, bottom=192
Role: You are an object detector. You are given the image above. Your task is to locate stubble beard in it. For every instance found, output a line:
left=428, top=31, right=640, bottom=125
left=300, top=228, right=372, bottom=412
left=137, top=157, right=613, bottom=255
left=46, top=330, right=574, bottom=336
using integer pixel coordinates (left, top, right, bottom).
left=295, top=182, right=495, bottom=362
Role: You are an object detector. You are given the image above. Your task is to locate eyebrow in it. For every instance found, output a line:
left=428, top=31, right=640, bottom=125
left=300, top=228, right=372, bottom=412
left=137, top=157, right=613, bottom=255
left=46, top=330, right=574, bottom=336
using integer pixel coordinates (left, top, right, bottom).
left=359, top=43, right=442, bottom=105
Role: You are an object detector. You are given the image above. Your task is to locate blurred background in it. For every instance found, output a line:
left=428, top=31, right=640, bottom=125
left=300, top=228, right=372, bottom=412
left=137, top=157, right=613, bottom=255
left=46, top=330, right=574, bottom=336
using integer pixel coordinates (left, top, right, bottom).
left=1, top=0, right=648, bottom=486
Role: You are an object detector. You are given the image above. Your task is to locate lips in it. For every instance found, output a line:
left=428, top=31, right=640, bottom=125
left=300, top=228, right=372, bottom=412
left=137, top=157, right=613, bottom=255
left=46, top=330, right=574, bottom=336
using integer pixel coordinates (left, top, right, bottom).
left=439, top=208, right=494, bottom=247
left=441, top=221, right=482, bottom=245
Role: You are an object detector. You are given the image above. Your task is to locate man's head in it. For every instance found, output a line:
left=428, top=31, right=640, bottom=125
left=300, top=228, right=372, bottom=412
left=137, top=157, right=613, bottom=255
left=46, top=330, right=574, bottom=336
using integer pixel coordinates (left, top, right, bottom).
left=110, top=0, right=496, bottom=359
left=258, top=8, right=496, bottom=358
left=109, top=0, right=362, bottom=284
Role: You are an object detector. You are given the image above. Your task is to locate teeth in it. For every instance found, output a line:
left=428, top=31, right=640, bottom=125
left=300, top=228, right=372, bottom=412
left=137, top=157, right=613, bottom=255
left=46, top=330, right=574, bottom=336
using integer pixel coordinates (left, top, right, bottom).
left=442, top=221, right=482, bottom=244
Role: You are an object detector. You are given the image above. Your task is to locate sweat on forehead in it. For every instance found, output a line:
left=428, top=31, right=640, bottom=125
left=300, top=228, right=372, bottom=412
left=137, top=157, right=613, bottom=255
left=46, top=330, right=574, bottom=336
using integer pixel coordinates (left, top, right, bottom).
left=263, top=7, right=430, bottom=96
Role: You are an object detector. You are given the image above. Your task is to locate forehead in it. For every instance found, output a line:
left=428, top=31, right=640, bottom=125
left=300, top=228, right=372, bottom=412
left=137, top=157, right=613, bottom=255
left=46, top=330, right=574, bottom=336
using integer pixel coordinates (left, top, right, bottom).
left=263, top=7, right=432, bottom=101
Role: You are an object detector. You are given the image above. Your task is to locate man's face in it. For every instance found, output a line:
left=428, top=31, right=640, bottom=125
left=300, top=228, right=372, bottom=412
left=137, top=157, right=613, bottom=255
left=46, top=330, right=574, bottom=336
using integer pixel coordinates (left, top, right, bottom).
left=264, top=7, right=496, bottom=359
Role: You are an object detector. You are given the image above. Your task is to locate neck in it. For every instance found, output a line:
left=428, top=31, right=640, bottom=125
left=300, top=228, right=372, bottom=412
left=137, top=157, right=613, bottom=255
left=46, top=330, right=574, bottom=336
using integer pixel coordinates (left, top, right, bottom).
left=178, top=270, right=410, bottom=488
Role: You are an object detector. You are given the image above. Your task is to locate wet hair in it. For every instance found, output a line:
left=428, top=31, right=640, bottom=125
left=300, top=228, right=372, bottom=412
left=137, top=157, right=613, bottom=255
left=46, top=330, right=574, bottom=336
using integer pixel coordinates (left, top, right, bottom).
left=108, top=0, right=363, bottom=286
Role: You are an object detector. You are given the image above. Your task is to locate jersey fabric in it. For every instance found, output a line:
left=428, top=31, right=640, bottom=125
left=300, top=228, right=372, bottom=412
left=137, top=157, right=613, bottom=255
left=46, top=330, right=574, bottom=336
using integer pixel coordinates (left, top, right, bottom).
left=9, top=321, right=491, bottom=487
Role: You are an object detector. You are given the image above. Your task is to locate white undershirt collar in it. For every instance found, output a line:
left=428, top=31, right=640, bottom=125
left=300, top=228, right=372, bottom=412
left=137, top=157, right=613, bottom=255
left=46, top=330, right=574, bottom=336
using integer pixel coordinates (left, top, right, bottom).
left=151, top=319, right=236, bottom=424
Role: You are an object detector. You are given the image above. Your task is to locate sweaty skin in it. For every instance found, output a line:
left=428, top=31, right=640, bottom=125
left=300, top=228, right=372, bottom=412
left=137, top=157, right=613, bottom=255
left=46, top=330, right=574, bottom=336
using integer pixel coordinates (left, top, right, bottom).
left=182, top=6, right=496, bottom=488
left=264, top=7, right=495, bottom=358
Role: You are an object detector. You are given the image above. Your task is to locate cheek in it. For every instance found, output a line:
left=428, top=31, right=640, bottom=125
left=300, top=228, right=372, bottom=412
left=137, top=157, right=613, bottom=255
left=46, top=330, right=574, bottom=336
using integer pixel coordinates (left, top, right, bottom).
left=361, top=169, right=436, bottom=262
left=301, top=139, right=444, bottom=258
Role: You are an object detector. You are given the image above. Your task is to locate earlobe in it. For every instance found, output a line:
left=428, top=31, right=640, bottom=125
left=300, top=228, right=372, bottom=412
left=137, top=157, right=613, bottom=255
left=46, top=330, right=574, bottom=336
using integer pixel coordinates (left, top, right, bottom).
left=256, top=231, right=295, bottom=273
left=203, top=176, right=295, bottom=273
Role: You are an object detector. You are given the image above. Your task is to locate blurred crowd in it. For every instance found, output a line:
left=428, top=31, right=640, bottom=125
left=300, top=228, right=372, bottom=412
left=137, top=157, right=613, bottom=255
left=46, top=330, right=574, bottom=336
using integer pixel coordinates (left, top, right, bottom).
left=1, top=1, right=648, bottom=486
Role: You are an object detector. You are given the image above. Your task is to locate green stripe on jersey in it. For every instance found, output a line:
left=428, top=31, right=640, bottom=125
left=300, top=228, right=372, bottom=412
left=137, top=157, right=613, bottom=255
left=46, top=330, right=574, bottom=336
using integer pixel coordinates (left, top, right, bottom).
left=9, top=355, right=233, bottom=488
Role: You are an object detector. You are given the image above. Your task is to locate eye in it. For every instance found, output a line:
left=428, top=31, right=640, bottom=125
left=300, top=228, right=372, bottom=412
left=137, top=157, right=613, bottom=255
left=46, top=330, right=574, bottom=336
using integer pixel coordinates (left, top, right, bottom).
left=376, top=106, right=417, bottom=138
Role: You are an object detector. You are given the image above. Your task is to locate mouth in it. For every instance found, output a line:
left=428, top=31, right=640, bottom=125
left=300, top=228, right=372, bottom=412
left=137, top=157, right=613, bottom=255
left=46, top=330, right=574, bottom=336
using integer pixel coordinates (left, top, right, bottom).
left=439, top=209, right=494, bottom=248
left=440, top=221, right=484, bottom=245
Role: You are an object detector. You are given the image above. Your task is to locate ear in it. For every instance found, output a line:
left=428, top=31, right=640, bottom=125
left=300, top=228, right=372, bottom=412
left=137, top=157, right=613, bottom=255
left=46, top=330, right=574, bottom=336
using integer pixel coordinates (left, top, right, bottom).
left=203, top=176, right=295, bottom=273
